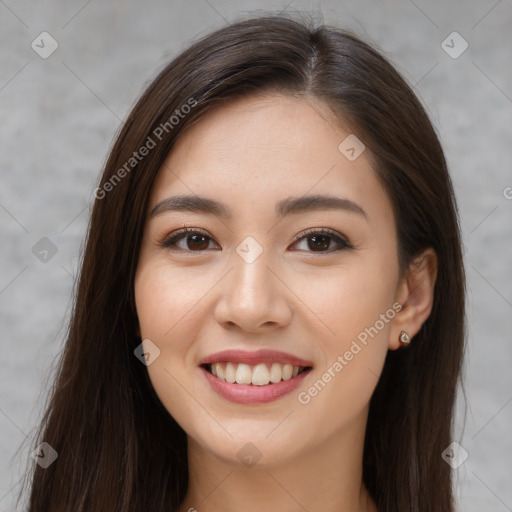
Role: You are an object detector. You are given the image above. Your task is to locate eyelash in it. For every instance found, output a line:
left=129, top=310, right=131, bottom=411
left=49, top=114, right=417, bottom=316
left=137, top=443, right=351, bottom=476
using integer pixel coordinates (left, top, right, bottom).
left=159, top=227, right=353, bottom=254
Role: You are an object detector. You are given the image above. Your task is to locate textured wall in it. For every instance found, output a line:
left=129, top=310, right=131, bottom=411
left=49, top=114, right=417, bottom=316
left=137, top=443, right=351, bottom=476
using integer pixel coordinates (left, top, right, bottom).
left=1, top=1, right=511, bottom=510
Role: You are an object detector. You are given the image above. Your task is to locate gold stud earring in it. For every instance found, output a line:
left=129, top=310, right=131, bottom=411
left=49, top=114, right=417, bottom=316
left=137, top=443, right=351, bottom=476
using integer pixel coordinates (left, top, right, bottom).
left=399, top=331, right=411, bottom=346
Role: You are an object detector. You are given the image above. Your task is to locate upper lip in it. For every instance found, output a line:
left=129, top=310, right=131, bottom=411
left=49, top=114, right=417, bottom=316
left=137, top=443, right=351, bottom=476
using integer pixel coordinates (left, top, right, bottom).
left=198, top=349, right=314, bottom=368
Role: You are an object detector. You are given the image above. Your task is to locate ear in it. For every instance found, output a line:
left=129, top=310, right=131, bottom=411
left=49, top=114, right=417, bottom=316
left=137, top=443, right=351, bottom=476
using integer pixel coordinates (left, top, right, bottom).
left=389, top=247, right=438, bottom=350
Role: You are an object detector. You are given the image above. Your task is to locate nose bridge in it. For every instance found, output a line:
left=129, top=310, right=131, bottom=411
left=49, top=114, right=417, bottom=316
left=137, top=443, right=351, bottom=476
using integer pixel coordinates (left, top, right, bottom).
left=215, top=235, right=291, bottom=330
left=231, top=236, right=274, bottom=307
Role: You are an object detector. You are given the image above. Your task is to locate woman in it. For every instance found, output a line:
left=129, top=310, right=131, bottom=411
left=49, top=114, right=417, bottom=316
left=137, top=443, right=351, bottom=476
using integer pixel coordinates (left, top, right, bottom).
left=20, top=13, right=465, bottom=512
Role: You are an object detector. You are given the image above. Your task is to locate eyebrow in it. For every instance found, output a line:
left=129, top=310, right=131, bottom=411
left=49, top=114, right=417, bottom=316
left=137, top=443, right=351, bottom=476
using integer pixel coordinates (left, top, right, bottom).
left=150, top=194, right=368, bottom=221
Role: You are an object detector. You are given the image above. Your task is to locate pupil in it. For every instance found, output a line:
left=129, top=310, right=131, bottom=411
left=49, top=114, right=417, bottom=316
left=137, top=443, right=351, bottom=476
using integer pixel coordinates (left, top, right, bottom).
left=309, top=235, right=329, bottom=251
left=188, top=235, right=208, bottom=250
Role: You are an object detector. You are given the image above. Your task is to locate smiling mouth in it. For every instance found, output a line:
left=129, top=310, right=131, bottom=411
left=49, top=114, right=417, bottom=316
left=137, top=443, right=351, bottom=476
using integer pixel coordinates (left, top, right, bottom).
left=202, top=362, right=312, bottom=386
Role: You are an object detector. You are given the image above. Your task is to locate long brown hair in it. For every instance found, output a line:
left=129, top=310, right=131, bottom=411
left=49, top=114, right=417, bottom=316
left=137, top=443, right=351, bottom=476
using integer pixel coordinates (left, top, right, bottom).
left=18, top=13, right=465, bottom=512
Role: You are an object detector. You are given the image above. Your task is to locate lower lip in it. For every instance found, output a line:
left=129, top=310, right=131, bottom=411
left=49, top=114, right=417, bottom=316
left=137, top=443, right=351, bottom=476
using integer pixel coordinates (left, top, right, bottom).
left=201, top=366, right=312, bottom=404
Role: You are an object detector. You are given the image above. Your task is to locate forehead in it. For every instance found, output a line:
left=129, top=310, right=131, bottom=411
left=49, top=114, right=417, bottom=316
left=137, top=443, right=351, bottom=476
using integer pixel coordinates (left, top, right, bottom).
left=149, top=94, right=393, bottom=227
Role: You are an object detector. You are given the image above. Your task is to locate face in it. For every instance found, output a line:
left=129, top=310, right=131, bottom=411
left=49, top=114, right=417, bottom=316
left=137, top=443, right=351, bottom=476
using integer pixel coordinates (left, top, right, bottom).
left=134, top=93, right=402, bottom=466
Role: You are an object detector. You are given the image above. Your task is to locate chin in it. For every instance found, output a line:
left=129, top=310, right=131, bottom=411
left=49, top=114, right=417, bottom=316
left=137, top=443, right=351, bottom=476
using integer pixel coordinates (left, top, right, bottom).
left=191, top=425, right=310, bottom=469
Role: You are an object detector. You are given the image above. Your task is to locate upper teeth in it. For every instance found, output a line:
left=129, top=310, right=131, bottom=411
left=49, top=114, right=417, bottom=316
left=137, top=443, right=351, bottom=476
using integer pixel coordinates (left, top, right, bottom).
left=210, top=362, right=304, bottom=386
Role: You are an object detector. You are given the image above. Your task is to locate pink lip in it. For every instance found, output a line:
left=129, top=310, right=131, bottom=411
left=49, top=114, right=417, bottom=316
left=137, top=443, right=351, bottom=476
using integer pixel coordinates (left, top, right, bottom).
left=200, top=366, right=313, bottom=404
left=198, top=349, right=314, bottom=368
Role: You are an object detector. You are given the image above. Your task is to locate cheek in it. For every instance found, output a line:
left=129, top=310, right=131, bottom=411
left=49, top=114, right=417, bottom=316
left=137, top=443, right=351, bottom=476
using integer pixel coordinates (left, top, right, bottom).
left=134, top=261, right=202, bottom=384
left=294, top=253, right=398, bottom=414
left=295, top=253, right=398, bottom=348
left=134, top=261, right=212, bottom=433
left=135, top=260, right=209, bottom=342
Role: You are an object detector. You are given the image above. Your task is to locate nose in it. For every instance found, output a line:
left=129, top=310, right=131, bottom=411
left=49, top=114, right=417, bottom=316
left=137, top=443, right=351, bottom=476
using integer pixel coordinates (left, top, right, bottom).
left=214, top=246, right=292, bottom=333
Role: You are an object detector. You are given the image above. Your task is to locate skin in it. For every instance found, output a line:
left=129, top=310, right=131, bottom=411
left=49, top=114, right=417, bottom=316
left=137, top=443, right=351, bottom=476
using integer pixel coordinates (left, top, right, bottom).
left=134, top=94, right=437, bottom=512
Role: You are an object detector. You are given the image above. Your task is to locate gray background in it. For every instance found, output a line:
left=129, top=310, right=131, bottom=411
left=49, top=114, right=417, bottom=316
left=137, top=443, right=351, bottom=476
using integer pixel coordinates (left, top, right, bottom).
left=1, top=1, right=511, bottom=510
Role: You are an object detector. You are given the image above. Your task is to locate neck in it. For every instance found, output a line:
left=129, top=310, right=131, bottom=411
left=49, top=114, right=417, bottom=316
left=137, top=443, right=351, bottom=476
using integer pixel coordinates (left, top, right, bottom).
left=178, top=407, right=377, bottom=512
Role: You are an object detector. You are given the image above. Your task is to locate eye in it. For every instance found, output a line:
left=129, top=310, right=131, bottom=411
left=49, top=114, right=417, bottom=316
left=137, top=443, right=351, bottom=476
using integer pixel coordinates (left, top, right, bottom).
left=159, top=227, right=352, bottom=253
left=290, top=228, right=352, bottom=253
left=159, top=227, right=219, bottom=252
